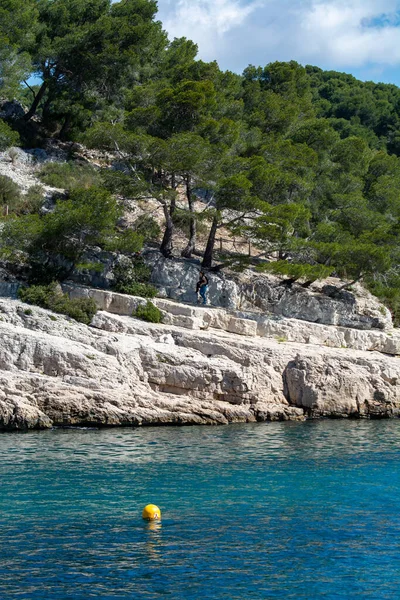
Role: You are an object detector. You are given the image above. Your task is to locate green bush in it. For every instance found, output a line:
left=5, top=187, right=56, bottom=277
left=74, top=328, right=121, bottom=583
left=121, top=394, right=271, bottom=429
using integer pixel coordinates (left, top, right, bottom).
left=132, top=214, right=161, bottom=241
left=112, top=257, right=157, bottom=298
left=366, top=276, right=400, bottom=327
left=18, top=282, right=97, bottom=325
left=0, top=186, right=120, bottom=283
left=118, top=281, right=158, bottom=298
left=104, top=229, right=144, bottom=254
left=0, top=121, right=20, bottom=151
left=0, top=175, right=21, bottom=211
left=23, top=185, right=45, bottom=213
left=12, top=185, right=45, bottom=215
left=76, top=262, right=105, bottom=273
left=38, top=162, right=101, bottom=190
left=101, top=170, right=146, bottom=197
left=133, top=300, right=163, bottom=323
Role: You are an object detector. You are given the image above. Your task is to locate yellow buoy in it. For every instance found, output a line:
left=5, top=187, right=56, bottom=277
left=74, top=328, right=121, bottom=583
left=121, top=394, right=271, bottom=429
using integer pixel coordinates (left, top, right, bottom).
left=142, top=504, right=161, bottom=521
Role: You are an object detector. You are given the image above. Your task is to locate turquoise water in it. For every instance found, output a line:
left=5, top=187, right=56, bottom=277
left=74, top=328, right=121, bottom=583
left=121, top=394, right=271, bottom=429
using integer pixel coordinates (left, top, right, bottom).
left=1, top=421, right=400, bottom=599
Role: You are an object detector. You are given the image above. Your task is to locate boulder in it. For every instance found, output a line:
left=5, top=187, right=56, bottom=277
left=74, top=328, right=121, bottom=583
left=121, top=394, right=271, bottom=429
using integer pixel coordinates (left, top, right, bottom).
left=0, top=100, right=25, bottom=120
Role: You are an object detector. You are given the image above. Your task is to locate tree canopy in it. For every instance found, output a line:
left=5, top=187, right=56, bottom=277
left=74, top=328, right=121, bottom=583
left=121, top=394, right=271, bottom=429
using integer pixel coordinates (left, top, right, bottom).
left=2, top=0, right=400, bottom=319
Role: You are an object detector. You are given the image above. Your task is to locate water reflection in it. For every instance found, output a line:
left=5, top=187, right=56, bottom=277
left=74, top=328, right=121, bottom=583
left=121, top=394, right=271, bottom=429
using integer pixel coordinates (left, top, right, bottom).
left=2, top=420, right=400, bottom=467
left=144, top=521, right=163, bottom=561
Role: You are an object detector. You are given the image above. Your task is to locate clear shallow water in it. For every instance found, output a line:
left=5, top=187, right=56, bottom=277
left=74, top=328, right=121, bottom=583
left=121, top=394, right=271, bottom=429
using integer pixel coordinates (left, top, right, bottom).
left=1, top=421, right=400, bottom=599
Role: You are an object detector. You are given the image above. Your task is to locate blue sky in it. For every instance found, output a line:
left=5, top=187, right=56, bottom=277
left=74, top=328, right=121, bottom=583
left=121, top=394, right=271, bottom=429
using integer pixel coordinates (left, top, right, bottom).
left=156, top=0, right=400, bottom=85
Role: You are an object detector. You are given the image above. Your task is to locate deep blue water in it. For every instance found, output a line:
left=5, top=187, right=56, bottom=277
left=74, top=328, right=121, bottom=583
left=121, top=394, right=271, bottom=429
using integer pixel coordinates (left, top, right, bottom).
left=1, top=421, right=400, bottom=599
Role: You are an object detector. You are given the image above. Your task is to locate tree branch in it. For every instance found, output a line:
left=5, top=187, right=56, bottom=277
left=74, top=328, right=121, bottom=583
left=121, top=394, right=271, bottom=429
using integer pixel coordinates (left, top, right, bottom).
left=23, top=80, right=36, bottom=99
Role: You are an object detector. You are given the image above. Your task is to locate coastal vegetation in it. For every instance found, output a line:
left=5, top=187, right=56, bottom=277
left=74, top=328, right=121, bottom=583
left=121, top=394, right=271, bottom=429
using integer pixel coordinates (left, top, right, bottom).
left=18, top=282, right=97, bottom=324
left=1, top=1, right=400, bottom=321
left=133, top=300, right=163, bottom=323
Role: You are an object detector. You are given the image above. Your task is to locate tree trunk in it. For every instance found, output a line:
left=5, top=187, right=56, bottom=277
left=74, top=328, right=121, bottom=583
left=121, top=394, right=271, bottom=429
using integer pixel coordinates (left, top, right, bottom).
left=181, top=179, right=196, bottom=258
left=159, top=198, right=176, bottom=258
left=24, top=81, right=48, bottom=122
left=59, top=113, right=72, bottom=140
left=202, top=215, right=218, bottom=268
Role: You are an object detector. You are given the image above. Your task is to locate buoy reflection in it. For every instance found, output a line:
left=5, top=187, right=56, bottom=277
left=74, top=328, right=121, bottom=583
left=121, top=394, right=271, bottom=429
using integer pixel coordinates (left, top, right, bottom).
left=144, top=520, right=162, bottom=560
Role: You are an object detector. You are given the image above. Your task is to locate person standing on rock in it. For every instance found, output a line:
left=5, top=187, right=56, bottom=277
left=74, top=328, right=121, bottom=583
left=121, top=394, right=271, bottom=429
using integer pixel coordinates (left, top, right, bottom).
left=196, top=271, right=209, bottom=305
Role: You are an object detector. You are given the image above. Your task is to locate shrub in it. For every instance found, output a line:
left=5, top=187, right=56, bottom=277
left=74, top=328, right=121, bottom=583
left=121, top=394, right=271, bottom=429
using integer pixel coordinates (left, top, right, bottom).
left=104, top=229, right=144, bottom=254
left=38, top=162, right=101, bottom=190
left=13, top=185, right=45, bottom=215
left=118, top=281, right=158, bottom=298
left=24, top=185, right=45, bottom=213
left=0, top=175, right=21, bottom=211
left=365, top=271, right=400, bottom=327
left=101, top=170, right=146, bottom=197
left=18, top=282, right=97, bottom=325
left=112, top=257, right=157, bottom=298
left=0, top=187, right=120, bottom=283
left=0, top=121, right=20, bottom=151
left=132, top=214, right=161, bottom=242
left=76, top=262, right=105, bottom=273
left=133, top=301, right=163, bottom=323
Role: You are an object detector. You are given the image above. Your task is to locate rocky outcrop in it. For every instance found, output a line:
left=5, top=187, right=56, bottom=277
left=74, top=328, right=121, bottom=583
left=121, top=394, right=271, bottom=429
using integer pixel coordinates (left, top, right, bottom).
left=145, top=251, right=392, bottom=330
left=62, top=284, right=400, bottom=355
left=0, top=146, right=63, bottom=195
left=0, top=295, right=400, bottom=431
left=53, top=250, right=392, bottom=331
left=0, top=99, right=25, bottom=120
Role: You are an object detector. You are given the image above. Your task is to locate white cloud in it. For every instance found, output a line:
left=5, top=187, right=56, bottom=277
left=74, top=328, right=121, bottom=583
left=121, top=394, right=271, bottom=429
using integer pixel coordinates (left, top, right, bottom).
left=157, top=0, right=262, bottom=57
left=156, top=0, right=400, bottom=81
left=298, top=0, right=400, bottom=66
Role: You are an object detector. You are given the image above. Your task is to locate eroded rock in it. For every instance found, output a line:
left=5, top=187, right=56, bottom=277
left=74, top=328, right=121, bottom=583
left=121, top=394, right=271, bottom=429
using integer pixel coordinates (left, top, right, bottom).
left=0, top=298, right=399, bottom=430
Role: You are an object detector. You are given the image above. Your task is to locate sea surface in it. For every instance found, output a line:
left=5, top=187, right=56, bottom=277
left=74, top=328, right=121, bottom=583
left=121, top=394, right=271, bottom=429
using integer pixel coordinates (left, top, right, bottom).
left=1, top=421, right=400, bottom=599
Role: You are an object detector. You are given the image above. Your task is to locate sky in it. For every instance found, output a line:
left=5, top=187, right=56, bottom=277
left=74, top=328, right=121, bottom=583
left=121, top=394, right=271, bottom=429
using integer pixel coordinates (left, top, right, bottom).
left=156, top=0, right=400, bottom=86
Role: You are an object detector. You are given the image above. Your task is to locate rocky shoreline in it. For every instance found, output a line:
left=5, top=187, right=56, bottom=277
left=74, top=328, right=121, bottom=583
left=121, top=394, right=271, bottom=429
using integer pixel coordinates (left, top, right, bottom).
left=1, top=290, right=400, bottom=431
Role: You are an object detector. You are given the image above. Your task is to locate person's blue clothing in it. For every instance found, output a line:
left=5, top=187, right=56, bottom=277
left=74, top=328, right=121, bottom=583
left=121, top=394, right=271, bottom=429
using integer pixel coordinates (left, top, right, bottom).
left=199, top=284, right=208, bottom=305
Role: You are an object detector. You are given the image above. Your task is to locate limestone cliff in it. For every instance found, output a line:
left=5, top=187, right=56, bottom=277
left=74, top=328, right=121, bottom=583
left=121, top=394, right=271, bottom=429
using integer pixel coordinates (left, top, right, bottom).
left=0, top=292, right=400, bottom=431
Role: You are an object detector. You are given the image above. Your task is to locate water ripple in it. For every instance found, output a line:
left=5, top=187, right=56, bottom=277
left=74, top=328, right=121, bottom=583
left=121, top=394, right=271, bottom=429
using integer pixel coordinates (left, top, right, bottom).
left=1, top=421, right=400, bottom=598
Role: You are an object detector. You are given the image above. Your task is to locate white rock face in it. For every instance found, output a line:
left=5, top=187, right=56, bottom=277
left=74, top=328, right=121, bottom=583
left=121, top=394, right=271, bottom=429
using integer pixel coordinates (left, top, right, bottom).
left=144, top=251, right=392, bottom=330
left=62, top=284, right=400, bottom=354
left=0, top=147, right=64, bottom=195
left=0, top=297, right=400, bottom=431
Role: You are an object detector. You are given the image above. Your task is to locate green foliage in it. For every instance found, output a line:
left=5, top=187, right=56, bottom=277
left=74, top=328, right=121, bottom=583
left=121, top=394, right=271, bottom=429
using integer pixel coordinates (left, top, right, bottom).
left=25, top=185, right=45, bottom=209
left=133, top=300, right=162, bottom=323
left=132, top=214, right=161, bottom=241
left=0, top=213, right=42, bottom=260
left=259, top=261, right=333, bottom=283
left=2, top=0, right=400, bottom=294
left=113, top=257, right=157, bottom=298
left=118, top=281, right=157, bottom=298
left=365, top=272, right=400, bottom=327
left=0, top=121, right=20, bottom=150
left=2, top=0, right=167, bottom=134
left=0, top=179, right=45, bottom=216
left=172, top=208, right=208, bottom=236
left=75, top=262, right=104, bottom=274
left=101, top=170, right=146, bottom=198
left=38, top=162, right=101, bottom=190
left=0, top=174, right=21, bottom=210
left=104, top=230, right=144, bottom=254
left=15, top=185, right=45, bottom=215
left=1, top=187, right=120, bottom=281
left=18, top=282, right=97, bottom=324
